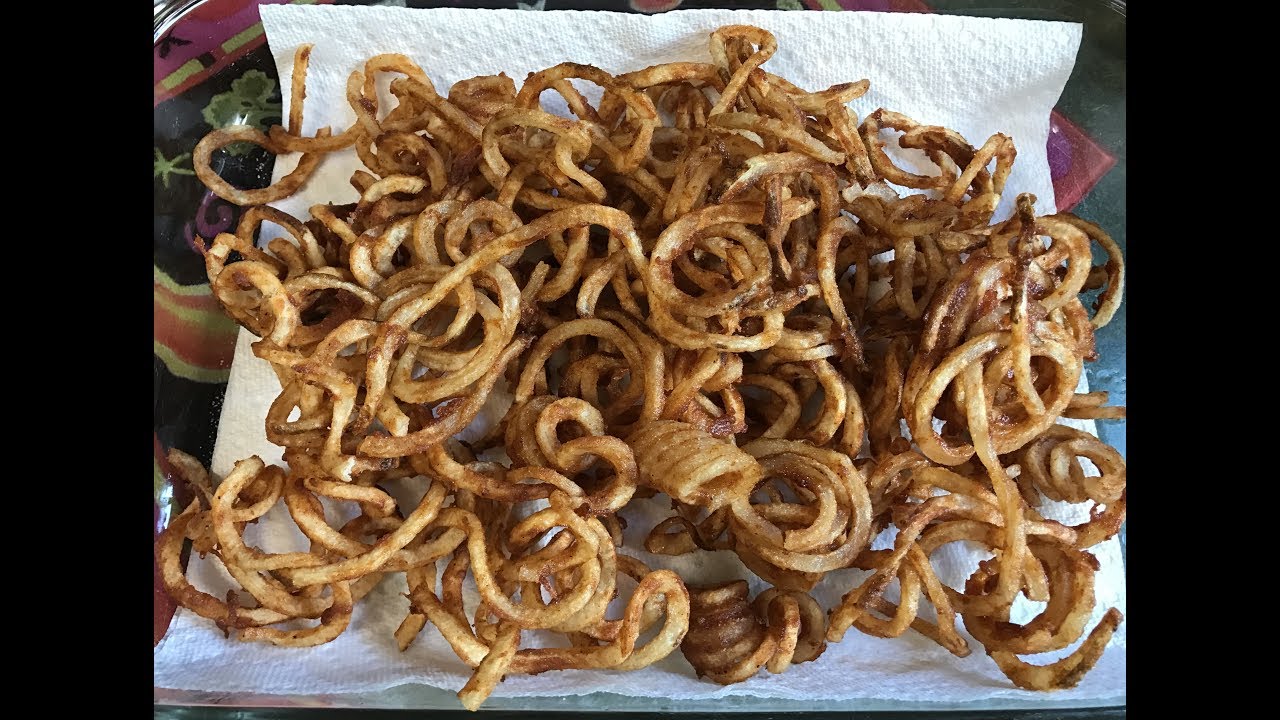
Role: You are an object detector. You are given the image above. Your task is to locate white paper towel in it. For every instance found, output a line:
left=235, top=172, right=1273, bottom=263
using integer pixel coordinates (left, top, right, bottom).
left=154, top=5, right=1125, bottom=706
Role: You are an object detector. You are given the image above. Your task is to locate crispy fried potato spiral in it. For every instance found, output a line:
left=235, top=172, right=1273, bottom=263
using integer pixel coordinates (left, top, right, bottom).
left=681, top=580, right=826, bottom=684
left=628, top=420, right=761, bottom=510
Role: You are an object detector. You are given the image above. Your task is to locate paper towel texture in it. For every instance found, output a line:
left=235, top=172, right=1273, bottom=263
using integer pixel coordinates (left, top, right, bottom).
left=155, top=5, right=1125, bottom=705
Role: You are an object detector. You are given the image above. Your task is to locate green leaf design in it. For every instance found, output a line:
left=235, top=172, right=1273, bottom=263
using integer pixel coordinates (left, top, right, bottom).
left=776, top=0, right=803, bottom=9
left=153, top=148, right=195, bottom=188
left=234, top=69, right=274, bottom=105
left=201, top=69, right=283, bottom=156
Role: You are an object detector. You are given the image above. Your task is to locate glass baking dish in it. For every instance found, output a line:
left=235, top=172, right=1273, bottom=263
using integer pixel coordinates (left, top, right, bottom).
left=152, top=1, right=1125, bottom=715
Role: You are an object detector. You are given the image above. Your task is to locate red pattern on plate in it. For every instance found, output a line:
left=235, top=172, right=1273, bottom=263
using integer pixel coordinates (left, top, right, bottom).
left=1047, top=112, right=1117, bottom=211
left=153, top=0, right=336, bottom=107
